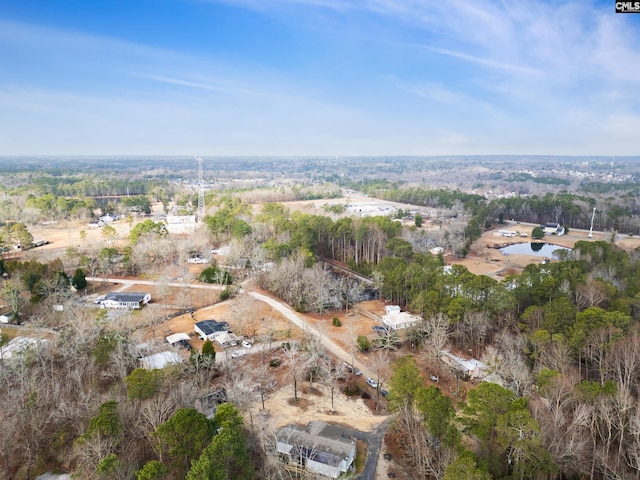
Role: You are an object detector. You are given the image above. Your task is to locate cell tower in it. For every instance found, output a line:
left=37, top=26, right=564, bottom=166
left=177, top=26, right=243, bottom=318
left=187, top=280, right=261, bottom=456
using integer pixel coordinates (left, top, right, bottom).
left=196, top=156, right=205, bottom=222
left=588, top=207, right=596, bottom=238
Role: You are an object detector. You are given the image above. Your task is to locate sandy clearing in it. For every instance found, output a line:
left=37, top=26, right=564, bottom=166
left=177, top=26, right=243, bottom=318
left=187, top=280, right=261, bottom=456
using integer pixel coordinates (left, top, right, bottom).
left=258, top=382, right=387, bottom=433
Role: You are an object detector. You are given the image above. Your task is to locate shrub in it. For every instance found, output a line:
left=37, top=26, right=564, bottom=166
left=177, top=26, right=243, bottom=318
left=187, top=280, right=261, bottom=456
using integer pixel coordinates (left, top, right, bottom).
left=219, top=287, right=232, bottom=301
left=125, top=368, right=162, bottom=400
left=332, top=317, right=342, bottom=327
left=269, top=358, right=282, bottom=367
left=199, top=265, right=232, bottom=285
left=357, top=335, right=371, bottom=352
left=360, top=391, right=371, bottom=400
left=532, top=226, right=545, bottom=239
left=343, top=385, right=361, bottom=396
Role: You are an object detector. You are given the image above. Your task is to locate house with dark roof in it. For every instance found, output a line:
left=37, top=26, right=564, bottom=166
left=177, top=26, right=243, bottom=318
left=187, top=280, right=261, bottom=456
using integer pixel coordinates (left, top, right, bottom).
left=100, top=292, right=151, bottom=310
left=276, top=421, right=356, bottom=479
left=194, top=320, right=230, bottom=341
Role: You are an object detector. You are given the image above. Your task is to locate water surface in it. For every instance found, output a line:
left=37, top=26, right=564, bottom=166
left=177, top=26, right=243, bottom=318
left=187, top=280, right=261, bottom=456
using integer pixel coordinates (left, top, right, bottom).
left=500, top=242, right=570, bottom=258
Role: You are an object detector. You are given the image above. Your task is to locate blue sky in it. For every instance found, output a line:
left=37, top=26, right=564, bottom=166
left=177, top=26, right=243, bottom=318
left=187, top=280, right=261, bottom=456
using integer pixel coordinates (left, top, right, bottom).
left=0, top=0, right=638, bottom=156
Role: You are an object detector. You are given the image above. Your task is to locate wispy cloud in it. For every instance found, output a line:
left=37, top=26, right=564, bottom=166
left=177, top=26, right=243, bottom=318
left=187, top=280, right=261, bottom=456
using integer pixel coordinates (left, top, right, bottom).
left=132, top=74, right=243, bottom=97
left=427, top=47, right=542, bottom=75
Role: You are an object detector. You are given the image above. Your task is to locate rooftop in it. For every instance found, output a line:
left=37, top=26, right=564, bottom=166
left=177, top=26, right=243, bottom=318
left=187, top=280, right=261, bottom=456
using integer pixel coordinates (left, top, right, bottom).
left=195, top=319, right=229, bottom=335
left=277, top=421, right=355, bottom=466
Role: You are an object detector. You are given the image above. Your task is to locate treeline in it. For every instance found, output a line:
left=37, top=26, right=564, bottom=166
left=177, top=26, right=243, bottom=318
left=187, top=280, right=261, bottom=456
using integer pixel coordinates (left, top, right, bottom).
left=0, top=174, right=168, bottom=198
left=380, top=187, right=485, bottom=210
left=363, top=185, right=640, bottom=235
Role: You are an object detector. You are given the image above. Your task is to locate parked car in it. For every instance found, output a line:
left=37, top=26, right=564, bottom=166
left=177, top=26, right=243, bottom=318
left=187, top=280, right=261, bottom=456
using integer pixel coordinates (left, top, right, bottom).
left=343, top=362, right=362, bottom=376
left=177, top=339, right=193, bottom=350
left=367, top=377, right=378, bottom=389
left=380, top=389, right=389, bottom=397
left=230, top=350, right=245, bottom=358
left=371, top=325, right=391, bottom=335
left=242, top=340, right=252, bottom=348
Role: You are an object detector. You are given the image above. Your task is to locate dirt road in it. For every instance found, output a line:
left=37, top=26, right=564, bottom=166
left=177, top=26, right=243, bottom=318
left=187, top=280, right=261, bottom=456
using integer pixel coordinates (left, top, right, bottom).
left=248, top=291, right=375, bottom=380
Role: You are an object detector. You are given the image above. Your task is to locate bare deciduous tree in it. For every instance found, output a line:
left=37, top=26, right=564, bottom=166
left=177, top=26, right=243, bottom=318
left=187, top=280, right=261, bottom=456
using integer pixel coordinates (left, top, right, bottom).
left=282, top=342, right=301, bottom=402
left=231, top=292, right=257, bottom=338
left=423, top=313, right=450, bottom=360
left=576, top=277, right=609, bottom=311
left=369, top=350, right=391, bottom=411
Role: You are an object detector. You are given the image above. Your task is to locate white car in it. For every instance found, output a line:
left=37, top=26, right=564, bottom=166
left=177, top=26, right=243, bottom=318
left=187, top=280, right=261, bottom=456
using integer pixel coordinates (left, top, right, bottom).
left=366, top=377, right=378, bottom=389
left=242, top=340, right=252, bottom=349
left=230, top=350, right=245, bottom=358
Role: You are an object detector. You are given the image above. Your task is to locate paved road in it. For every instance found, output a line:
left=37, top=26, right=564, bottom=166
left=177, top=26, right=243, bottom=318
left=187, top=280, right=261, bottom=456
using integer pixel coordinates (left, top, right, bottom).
left=87, top=277, right=227, bottom=291
left=357, top=417, right=394, bottom=480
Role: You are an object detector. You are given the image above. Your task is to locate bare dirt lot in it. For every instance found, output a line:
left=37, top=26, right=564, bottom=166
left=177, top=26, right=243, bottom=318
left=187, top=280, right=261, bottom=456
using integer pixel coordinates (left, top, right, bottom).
left=138, top=297, right=303, bottom=352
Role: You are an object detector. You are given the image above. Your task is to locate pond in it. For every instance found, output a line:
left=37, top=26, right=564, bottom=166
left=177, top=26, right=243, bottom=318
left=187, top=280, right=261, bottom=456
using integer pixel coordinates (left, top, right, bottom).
left=500, top=242, right=571, bottom=258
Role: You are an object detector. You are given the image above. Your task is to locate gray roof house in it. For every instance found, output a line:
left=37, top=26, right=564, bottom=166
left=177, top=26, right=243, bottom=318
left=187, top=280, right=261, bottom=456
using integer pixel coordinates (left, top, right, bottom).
left=276, top=421, right=356, bottom=479
left=194, top=320, right=230, bottom=341
left=100, top=292, right=151, bottom=310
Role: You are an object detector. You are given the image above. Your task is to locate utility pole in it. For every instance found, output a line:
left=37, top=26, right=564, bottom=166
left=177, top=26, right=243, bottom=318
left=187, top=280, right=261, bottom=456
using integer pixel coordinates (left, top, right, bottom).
left=196, top=156, right=205, bottom=222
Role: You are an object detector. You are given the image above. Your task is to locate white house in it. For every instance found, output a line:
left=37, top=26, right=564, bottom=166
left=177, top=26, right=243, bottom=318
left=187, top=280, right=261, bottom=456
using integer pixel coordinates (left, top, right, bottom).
left=543, top=223, right=564, bottom=235
left=276, top=422, right=356, bottom=479
left=382, top=311, right=421, bottom=330
left=100, top=292, right=151, bottom=310
left=440, top=349, right=487, bottom=379
left=194, top=320, right=230, bottom=341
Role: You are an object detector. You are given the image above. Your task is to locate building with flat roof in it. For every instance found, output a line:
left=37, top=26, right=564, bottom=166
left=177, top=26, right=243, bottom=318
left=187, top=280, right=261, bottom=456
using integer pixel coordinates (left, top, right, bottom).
left=382, top=311, right=421, bottom=330
left=139, top=351, right=182, bottom=370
